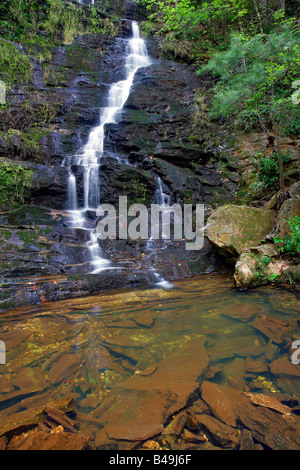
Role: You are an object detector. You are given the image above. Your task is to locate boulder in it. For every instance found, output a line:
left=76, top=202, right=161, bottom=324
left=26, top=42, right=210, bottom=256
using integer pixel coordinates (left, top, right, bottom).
left=233, top=244, right=291, bottom=289
left=204, top=205, right=275, bottom=263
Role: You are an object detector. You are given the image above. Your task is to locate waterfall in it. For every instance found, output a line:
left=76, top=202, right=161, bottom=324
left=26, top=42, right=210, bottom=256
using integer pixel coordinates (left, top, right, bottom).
left=63, top=21, right=152, bottom=273
left=145, top=176, right=174, bottom=290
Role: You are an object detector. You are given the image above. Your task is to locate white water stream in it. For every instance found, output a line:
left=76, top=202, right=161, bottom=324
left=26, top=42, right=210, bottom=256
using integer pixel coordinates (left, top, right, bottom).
left=63, top=22, right=151, bottom=273
left=63, top=22, right=173, bottom=287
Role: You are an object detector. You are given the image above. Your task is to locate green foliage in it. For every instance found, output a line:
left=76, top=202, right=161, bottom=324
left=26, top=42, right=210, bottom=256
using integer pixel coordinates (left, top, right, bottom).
left=251, top=152, right=290, bottom=189
left=0, top=39, right=32, bottom=84
left=274, top=216, right=300, bottom=256
left=198, top=20, right=300, bottom=134
left=0, top=163, right=32, bottom=209
left=0, top=0, right=119, bottom=45
left=44, top=1, right=119, bottom=45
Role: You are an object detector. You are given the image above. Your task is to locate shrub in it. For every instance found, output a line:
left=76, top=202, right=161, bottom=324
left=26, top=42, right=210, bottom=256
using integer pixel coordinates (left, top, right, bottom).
left=274, top=215, right=300, bottom=256
left=0, top=39, right=32, bottom=84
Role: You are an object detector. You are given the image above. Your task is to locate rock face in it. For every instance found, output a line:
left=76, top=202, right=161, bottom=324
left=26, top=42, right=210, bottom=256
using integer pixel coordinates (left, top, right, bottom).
left=105, top=62, right=214, bottom=166
left=204, top=205, right=275, bottom=263
left=0, top=23, right=239, bottom=310
left=0, top=157, right=69, bottom=209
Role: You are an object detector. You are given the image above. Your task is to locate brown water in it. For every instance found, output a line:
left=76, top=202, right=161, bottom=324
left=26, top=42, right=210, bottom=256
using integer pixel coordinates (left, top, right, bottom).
left=0, top=274, right=299, bottom=442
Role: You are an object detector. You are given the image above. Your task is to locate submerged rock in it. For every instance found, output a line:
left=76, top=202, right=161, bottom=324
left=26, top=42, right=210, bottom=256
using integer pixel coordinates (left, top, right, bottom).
left=91, top=340, right=209, bottom=445
left=244, top=392, right=292, bottom=415
left=252, top=314, right=294, bottom=345
left=200, top=381, right=236, bottom=427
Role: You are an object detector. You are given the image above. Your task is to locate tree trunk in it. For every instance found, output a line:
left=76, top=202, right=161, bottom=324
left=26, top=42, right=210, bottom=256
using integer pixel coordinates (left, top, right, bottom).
left=274, top=120, right=285, bottom=195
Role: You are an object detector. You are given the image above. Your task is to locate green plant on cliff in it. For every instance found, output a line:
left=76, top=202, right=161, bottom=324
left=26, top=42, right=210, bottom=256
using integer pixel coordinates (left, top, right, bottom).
left=250, top=152, right=290, bottom=191
left=0, top=0, right=119, bottom=45
left=0, top=39, right=32, bottom=84
left=274, top=216, right=300, bottom=256
left=0, top=164, right=33, bottom=209
left=198, top=17, right=300, bottom=193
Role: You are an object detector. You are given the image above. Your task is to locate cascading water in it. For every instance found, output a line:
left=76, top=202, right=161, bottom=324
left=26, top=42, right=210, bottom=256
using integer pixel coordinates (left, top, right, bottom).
left=62, top=21, right=152, bottom=273
left=146, top=176, right=174, bottom=290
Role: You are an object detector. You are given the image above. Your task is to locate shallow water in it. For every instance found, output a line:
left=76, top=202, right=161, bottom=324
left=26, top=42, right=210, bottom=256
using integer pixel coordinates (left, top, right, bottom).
left=0, top=274, right=299, bottom=440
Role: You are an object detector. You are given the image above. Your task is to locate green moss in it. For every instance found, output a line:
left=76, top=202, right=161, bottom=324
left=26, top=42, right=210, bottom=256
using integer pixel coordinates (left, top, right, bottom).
left=0, top=163, right=32, bottom=210
left=0, top=229, right=12, bottom=241
left=0, top=39, right=32, bottom=84
left=1, top=128, right=50, bottom=161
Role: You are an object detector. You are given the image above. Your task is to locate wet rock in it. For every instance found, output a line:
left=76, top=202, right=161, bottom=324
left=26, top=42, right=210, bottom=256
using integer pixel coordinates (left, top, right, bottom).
left=0, top=374, right=14, bottom=394
left=43, top=405, right=78, bottom=432
left=244, top=392, right=292, bottom=415
left=245, top=357, right=268, bottom=374
left=282, top=264, right=300, bottom=284
left=0, top=157, right=68, bottom=209
left=221, top=357, right=246, bottom=390
left=182, top=429, right=207, bottom=443
left=185, top=411, right=200, bottom=432
left=0, top=436, right=8, bottom=450
left=196, top=414, right=240, bottom=449
left=142, top=440, right=161, bottom=450
left=163, top=411, right=187, bottom=436
left=187, top=398, right=210, bottom=416
left=0, top=387, right=43, bottom=408
left=106, top=62, right=213, bottom=168
left=234, top=251, right=259, bottom=289
left=49, top=354, right=82, bottom=385
left=0, top=328, right=30, bottom=351
left=239, top=429, right=255, bottom=450
left=217, top=384, right=300, bottom=450
left=208, top=335, right=265, bottom=362
left=269, top=356, right=300, bottom=380
left=6, top=429, right=91, bottom=450
left=233, top=244, right=287, bottom=289
left=139, top=364, right=158, bottom=377
left=134, top=313, right=156, bottom=328
left=221, top=303, right=263, bottom=322
left=203, top=364, right=223, bottom=380
left=91, top=340, right=209, bottom=443
left=12, top=367, right=47, bottom=392
left=200, top=381, right=236, bottom=427
left=252, top=315, right=294, bottom=345
left=204, top=205, right=275, bottom=263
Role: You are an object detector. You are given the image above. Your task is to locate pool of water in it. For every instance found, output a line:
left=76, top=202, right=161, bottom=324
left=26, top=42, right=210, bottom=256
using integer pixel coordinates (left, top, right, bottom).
left=0, top=274, right=299, bottom=446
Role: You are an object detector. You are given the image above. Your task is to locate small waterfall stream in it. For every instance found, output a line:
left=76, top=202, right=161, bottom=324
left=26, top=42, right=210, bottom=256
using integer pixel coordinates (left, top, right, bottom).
left=62, top=21, right=152, bottom=274
left=146, top=176, right=174, bottom=289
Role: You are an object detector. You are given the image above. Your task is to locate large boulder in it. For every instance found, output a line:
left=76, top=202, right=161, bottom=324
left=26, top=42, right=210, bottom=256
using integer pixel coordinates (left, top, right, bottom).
left=204, top=205, right=275, bottom=264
